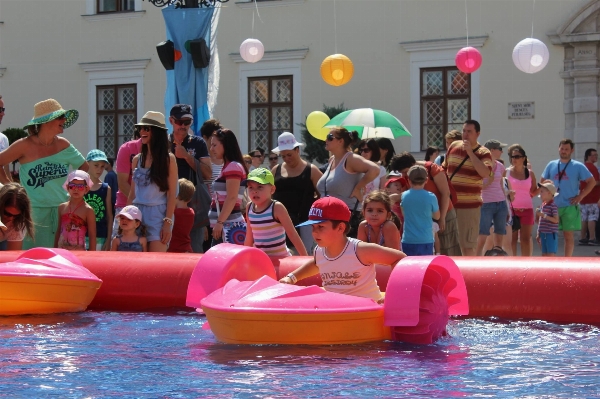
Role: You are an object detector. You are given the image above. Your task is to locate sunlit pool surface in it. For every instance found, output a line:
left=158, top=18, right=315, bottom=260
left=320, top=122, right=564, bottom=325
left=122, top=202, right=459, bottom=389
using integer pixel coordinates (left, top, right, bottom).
left=0, top=311, right=598, bottom=398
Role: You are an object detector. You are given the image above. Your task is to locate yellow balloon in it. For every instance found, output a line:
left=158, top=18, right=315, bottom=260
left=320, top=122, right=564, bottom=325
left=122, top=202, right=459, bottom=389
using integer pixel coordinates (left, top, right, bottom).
left=306, top=111, right=331, bottom=141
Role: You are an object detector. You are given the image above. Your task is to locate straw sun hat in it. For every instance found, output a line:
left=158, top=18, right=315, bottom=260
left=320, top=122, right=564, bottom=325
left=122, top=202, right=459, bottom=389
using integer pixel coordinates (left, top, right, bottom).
left=25, top=99, right=79, bottom=129
left=135, top=111, right=168, bottom=130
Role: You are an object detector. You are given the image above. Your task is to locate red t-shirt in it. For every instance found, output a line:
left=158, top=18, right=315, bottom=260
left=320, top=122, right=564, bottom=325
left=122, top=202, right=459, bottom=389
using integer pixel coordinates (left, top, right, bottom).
left=167, top=207, right=195, bottom=253
left=581, top=162, right=600, bottom=204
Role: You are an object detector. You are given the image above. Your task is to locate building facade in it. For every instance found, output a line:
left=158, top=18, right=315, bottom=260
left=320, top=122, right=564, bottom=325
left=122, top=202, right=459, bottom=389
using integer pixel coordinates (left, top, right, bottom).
left=0, top=0, right=598, bottom=168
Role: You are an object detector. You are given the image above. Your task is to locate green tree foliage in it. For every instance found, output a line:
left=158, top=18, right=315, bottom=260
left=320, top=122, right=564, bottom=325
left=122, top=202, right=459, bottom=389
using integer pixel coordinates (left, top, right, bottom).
left=3, top=127, right=27, bottom=145
left=299, top=103, right=347, bottom=165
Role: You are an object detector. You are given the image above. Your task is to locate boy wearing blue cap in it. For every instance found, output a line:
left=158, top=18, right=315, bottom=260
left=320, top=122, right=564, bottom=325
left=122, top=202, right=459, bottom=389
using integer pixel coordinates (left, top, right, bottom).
left=84, top=149, right=113, bottom=250
left=244, top=167, right=308, bottom=257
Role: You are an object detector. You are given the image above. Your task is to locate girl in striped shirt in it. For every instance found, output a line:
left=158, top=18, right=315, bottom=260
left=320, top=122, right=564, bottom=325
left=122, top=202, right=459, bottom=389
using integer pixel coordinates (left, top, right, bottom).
left=244, top=168, right=308, bottom=257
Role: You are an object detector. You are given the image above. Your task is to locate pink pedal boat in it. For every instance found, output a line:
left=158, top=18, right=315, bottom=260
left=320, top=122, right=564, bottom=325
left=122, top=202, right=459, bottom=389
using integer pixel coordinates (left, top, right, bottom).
left=0, top=248, right=102, bottom=316
left=187, top=244, right=469, bottom=345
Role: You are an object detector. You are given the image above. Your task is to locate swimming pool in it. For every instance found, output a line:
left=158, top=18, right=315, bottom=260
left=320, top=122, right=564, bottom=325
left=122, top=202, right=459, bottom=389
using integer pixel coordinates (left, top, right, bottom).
left=1, top=311, right=598, bottom=398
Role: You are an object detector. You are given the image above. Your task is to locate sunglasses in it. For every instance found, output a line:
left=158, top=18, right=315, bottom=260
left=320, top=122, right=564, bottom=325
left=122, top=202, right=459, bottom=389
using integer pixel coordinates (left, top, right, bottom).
left=511, top=155, right=524, bottom=159
left=269, top=157, right=278, bottom=161
left=359, top=148, right=371, bottom=154
left=0, top=107, right=5, bottom=113
left=173, top=119, right=192, bottom=126
left=326, top=133, right=342, bottom=141
left=68, top=183, right=87, bottom=190
left=3, top=209, right=20, bottom=219
left=252, top=154, right=262, bottom=158
left=140, top=126, right=151, bottom=132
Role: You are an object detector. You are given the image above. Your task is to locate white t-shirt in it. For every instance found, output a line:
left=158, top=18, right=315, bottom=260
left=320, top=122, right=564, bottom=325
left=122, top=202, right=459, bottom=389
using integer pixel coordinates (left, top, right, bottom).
left=0, top=133, right=9, bottom=152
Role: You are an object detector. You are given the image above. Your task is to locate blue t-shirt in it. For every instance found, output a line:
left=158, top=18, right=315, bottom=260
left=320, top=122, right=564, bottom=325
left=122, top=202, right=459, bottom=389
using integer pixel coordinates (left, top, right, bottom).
left=401, top=188, right=439, bottom=244
left=169, top=134, right=209, bottom=187
left=541, top=159, right=592, bottom=208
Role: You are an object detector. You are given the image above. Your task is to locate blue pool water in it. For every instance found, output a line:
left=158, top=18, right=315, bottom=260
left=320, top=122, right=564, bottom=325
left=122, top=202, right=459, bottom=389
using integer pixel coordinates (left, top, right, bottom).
left=0, top=311, right=599, bottom=398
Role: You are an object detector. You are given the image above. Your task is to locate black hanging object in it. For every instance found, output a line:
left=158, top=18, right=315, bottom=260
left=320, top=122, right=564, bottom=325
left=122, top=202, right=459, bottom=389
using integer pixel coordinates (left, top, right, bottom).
left=189, top=38, right=210, bottom=69
left=156, top=40, right=175, bottom=70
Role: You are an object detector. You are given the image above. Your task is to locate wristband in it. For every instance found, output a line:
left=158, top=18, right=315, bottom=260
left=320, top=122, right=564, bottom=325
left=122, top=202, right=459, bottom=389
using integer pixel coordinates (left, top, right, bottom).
left=216, top=220, right=224, bottom=225
left=163, top=217, right=173, bottom=225
left=286, top=273, right=297, bottom=284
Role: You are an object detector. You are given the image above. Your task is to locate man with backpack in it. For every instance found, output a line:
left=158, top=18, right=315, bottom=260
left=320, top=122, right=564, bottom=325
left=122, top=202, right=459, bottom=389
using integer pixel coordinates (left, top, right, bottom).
left=443, top=120, right=493, bottom=256
left=391, top=152, right=461, bottom=256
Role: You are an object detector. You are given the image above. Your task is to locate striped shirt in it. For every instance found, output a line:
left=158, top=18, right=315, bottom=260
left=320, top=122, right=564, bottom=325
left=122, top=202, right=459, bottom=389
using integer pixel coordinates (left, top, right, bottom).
left=247, top=200, right=290, bottom=257
left=444, top=141, right=493, bottom=208
left=538, top=200, right=558, bottom=233
left=208, top=161, right=247, bottom=227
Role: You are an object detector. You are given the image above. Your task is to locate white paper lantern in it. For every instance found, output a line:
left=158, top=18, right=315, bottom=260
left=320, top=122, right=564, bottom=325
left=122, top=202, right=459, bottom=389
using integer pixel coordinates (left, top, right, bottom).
left=240, top=38, right=264, bottom=63
left=512, top=38, right=549, bottom=74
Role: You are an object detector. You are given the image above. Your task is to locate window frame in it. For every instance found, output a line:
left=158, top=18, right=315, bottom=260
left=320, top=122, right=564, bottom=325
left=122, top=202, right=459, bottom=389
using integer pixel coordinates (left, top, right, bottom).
left=96, top=84, right=138, bottom=158
left=96, top=0, right=135, bottom=13
left=247, top=75, right=293, bottom=152
left=419, top=66, right=471, bottom=151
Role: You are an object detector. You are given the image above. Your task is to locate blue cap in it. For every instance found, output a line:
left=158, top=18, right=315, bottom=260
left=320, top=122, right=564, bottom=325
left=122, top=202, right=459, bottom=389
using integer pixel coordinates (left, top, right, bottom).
left=86, top=149, right=109, bottom=163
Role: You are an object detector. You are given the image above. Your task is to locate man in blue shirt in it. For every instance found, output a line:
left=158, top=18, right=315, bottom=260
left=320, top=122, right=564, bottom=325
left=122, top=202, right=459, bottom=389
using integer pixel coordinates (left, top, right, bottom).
left=541, top=139, right=595, bottom=257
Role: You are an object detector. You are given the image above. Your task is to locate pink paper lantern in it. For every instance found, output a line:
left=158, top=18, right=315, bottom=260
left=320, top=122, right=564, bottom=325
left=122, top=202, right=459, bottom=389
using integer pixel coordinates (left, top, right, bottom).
left=455, top=46, right=482, bottom=74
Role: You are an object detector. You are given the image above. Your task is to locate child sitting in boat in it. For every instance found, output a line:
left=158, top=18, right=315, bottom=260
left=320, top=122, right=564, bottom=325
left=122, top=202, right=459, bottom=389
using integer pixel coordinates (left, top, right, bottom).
left=244, top=168, right=307, bottom=256
left=55, top=170, right=97, bottom=251
left=111, top=205, right=148, bottom=252
left=279, top=196, right=406, bottom=302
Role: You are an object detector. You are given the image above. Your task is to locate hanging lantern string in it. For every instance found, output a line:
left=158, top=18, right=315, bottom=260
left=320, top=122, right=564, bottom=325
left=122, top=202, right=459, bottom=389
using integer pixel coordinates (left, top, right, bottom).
left=530, top=0, right=536, bottom=38
left=464, top=0, right=469, bottom=47
left=334, top=0, right=338, bottom=54
left=253, top=0, right=263, bottom=32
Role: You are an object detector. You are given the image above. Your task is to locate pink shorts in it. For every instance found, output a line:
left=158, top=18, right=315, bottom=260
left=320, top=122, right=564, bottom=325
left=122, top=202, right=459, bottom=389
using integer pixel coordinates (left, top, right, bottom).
left=512, top=208, right=534, bottom=226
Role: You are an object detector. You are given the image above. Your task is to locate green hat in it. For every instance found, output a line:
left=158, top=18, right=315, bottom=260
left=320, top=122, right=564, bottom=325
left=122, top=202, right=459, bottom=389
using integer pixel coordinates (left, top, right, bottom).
left=25, top=99, right=78, bottom=129
left=247, top=167, right=274, bottom=185
left=86, top=149, right=109, bottom=163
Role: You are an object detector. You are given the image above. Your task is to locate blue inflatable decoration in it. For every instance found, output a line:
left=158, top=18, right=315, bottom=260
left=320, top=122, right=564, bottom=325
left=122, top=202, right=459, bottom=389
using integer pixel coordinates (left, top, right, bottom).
left=162, top=6, right=216, bottom=133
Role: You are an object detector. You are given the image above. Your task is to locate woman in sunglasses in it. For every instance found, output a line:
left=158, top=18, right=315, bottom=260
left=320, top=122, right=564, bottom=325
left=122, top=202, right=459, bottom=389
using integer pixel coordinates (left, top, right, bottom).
left=316, top=128, right=380, bottom=238
left=506, top=143, right=540, bottom=256
left=128, top=111, right=178, bottom=252
left=0, top=99, right=87, bottom=249
left=357, top=139, right=386, bottom=197
left=0, top=183, right=34, bottom=251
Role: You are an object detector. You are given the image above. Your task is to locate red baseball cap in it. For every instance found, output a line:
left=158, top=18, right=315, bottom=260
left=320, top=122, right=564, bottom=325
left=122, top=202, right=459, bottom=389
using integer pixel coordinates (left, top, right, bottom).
left=385, top=176, right=408, bottom=188
left=296, top=196, right=351, bottom=227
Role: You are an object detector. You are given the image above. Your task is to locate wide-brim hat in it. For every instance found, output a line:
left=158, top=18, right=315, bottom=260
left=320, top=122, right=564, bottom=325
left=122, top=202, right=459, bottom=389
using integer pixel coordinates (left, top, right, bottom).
left=272, top=132, right=305, bottom=153
left=25, top=99, right=78, bottom=129
left=135, top=111, right=167, bottom=130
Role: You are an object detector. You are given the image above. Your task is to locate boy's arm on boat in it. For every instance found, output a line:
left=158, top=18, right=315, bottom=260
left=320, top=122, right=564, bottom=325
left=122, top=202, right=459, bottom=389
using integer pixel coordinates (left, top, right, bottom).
left=279, top=257, right=319, bottom=284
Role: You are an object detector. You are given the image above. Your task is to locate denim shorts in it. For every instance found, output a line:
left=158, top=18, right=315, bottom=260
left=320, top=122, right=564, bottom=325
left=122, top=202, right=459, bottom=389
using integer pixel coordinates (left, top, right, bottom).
left=135, top=202, right=171, bottom=243
left=479, top=201, right=508, bottom=235
left=402, top=242, right=434, bottom=256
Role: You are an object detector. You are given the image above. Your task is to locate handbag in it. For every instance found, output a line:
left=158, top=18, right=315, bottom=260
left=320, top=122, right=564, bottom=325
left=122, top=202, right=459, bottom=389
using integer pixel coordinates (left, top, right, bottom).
left=188, top=158, right=212, bottom=228
left=510, top=202, right=521, bottom=231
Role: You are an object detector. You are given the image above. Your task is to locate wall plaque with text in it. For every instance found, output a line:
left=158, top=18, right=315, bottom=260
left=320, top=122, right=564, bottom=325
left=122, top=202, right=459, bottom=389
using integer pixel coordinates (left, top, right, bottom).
left=508, top=102, right=534, bottom=119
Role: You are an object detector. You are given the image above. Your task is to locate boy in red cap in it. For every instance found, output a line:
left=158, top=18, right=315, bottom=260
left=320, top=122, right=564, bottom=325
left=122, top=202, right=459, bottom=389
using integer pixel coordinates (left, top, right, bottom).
left=279, top=196, right=406, bottom=303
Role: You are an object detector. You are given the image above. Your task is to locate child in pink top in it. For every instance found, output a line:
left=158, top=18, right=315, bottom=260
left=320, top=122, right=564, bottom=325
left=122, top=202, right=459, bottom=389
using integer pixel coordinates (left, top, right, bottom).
left=55, top=171, right=97, bottom=251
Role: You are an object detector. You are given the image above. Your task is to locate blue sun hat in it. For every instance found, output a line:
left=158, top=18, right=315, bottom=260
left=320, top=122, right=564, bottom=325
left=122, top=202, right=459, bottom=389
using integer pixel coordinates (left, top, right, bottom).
left=25, top=99, right=78, bottom=129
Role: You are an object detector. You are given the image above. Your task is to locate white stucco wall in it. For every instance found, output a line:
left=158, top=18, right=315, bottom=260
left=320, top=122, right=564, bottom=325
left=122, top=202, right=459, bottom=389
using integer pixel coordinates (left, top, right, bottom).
left=0, top=0, right=595, bottom=174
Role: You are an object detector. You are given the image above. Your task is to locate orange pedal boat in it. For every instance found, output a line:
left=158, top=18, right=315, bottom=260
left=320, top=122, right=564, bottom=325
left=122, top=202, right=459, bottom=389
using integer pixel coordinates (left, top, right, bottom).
left=0, top=248, right=102, bottom=316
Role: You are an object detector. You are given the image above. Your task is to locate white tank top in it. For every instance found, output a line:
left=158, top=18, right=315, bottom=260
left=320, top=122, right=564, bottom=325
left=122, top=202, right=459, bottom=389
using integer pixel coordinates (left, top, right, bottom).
left=314, top=237, right=382, bottom=302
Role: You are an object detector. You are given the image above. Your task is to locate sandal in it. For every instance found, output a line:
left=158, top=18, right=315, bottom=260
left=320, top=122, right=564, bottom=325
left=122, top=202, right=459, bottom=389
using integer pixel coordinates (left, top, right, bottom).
left=595, top=250, right=600, bottom=256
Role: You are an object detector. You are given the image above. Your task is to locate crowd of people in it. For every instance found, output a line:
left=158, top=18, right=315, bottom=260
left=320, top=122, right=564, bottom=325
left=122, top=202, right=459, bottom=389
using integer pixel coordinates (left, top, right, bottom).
left=0, top=96, right=599, bottom=268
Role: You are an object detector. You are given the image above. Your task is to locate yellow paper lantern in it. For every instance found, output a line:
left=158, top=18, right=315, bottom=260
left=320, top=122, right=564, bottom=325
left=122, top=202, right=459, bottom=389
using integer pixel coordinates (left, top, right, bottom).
left=320, top=54, right=354, bottom=86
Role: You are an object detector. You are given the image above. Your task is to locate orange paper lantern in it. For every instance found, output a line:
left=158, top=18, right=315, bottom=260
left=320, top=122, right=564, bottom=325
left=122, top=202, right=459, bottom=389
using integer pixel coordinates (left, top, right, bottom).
left=320, top=54, right=354, bottom=86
